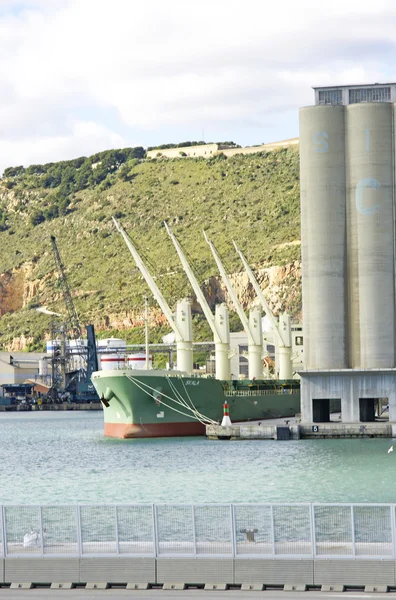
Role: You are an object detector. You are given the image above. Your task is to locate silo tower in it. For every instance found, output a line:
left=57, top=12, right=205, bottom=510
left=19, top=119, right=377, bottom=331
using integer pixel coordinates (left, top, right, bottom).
left=300, top=82, right=396, bottom=424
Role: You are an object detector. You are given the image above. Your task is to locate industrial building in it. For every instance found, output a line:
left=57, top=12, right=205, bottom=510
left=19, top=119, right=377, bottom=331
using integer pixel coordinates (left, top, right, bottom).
left=299, top=82, right=396, bottom=423
left=313, top=82, right=396, bottom=106
left=0, top=352, right=46, bottom=387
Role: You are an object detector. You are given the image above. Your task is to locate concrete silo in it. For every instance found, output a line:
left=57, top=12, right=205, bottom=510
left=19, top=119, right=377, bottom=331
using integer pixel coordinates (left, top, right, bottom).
left=299, top=83, right=396, bottom=425
left=299, top=105, right=347, bottom=370
left=346, top=103, right=395, bottom=369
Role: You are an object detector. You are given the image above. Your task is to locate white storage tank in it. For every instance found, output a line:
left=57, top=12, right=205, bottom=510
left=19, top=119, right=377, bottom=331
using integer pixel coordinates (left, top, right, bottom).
left=46, top=339, right=87, bottom=354
left=68, top=339, right=87, bottom=354
left=39, top=359, right=48, bottom=377
left=97, top=338, right=127, bottom=353
left=97, top=338, right=127, bottom=370
left=46, top=340, right=60, bottom=354
left=100, top=354, right=126, bottom=371
left=127, top=353, right=153, bottom=370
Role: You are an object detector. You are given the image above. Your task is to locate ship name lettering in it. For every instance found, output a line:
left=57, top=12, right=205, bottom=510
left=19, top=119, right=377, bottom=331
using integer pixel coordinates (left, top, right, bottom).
left=185, top=380, right=200, bottom=386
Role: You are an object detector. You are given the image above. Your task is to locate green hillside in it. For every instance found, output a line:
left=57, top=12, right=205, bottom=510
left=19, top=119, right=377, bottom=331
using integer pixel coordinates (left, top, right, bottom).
left=0, top=147, right=301, bottom=352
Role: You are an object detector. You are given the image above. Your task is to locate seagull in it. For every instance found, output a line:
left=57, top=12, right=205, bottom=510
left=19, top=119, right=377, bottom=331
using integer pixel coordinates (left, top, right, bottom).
left=388, top=446, right=393, bottom=454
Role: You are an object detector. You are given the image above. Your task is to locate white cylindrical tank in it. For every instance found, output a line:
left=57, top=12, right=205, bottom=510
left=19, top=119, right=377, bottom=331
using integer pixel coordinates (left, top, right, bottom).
left=97, top=338, right=127, bottom=370
left=97, top=338, right=127, bottom=353
left=100, top=354, right=126, bottom=371
left=346, top=103, right=395, bottom=368
left=299, top=105, right=347, bottom=369
left=39, top=359, right=48, bottom=377
left=127, top=353, right=153, bottom=370
left=68, top=339, right=87, bottom=354
left=46, top=340, right=61, bottom=354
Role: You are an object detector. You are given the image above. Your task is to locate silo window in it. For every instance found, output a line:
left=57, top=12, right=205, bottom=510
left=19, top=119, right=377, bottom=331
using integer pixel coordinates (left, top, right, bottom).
left=349, top=87, right=391, bottom=104
left=295, top=336, right=303, bottom=346
left=318, top=90, right=342, bottom=105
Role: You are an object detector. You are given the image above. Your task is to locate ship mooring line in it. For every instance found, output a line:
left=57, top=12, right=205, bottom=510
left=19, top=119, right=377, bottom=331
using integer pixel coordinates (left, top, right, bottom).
left=126, top=375, right=216, bottom=424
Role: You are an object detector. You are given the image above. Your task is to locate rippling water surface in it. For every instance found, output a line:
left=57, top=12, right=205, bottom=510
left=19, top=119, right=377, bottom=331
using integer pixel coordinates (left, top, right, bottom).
left=0, top=411, right=395, bottom=504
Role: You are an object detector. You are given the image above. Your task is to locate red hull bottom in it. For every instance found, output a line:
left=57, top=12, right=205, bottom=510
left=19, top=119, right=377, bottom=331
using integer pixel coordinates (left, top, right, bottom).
left=104, top=421, right=206, bottom=439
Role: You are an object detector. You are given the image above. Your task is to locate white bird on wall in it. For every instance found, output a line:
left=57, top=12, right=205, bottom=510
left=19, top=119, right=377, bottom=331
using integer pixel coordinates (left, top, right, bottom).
left=388, top=446, right=393, bottom=454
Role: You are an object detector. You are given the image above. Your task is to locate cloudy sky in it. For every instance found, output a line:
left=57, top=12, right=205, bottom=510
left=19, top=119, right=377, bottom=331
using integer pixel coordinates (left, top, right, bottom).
left=0, top=0, right=395, bottom=173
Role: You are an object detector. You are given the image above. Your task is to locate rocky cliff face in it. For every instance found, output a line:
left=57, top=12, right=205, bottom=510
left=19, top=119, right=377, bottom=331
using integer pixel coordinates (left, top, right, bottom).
left=206, top=260, right=302, bottom=319
left=1, top=258, right=302, bottom=351
left=0, top=264, right=54, bottom=315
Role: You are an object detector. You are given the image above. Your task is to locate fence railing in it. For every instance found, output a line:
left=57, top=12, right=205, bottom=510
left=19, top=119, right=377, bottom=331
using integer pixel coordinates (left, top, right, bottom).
left=0, top=503, right=395, bottom=559
left=224, top=388, right=296, bottom=397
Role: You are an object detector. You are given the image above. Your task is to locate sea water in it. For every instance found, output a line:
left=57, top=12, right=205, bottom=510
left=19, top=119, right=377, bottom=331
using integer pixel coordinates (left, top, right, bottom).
left=0, top=410, right=395, bottom=505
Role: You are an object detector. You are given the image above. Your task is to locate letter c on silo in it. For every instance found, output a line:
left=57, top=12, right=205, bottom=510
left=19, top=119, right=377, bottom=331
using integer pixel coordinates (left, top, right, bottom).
left=356, top=178, right=381, bottom=216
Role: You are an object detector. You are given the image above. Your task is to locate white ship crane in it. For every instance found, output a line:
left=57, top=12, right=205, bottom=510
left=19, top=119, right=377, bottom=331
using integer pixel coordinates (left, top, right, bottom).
left=203, top=232, right=263, bottom=380
left=232, top=241, right=293, bottom=380
left=112, top=218, right=193, bottom=374
left=164, top=222, right=232, bottom=380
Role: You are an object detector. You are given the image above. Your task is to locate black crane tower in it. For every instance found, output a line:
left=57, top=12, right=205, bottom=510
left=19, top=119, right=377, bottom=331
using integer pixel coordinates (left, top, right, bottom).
left=50, top=236, right=99, bottom=402
left=50, top=235, right=83, bottom=345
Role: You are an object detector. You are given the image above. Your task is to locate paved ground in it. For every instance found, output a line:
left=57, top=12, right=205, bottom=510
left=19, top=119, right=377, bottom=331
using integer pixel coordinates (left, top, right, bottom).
left=0, top=590, right=394, bottom=600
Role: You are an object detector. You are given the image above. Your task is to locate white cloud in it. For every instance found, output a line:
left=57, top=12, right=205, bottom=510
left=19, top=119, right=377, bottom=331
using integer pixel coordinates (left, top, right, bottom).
left=0, top=120, right=126, bottom=169
left=0, top=0, right=396, bottom=171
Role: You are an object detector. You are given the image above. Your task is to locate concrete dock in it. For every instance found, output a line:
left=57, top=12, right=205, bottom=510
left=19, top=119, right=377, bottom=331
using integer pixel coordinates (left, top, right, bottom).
left=0, top=402, right=102, bottom=412
left=206, top=417, right=396, bottom=440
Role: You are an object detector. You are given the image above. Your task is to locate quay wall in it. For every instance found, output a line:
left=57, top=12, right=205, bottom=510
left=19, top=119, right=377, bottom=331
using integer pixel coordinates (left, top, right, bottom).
left=1, top=556, right=396, bottom=586
left=0, top=402, right=102, bottom=412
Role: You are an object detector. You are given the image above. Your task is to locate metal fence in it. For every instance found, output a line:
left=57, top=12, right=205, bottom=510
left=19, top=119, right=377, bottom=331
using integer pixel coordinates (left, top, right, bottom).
left=0, top=503, right=395, bottom=559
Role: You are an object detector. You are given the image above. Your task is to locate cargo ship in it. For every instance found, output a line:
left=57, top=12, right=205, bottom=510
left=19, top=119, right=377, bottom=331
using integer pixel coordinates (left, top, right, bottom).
left=91, top=368, right=300, bottom=438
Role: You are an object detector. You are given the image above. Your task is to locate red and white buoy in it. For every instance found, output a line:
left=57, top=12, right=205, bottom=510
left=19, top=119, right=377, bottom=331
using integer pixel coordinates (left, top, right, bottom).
left=221, top=401, right=232, bottom=426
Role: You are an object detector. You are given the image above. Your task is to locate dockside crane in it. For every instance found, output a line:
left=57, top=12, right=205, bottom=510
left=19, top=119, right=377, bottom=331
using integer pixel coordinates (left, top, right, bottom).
left=204, top=232, right=264, bottom=380
left=50, top=236, right=84, bottom=353
left=164, top=222, right=232, bottom=381
left=232, top=241, right=293, bottom=380
left=50, top=235, right=99, bottom=401
left=112, top=218, right=194, bottom=373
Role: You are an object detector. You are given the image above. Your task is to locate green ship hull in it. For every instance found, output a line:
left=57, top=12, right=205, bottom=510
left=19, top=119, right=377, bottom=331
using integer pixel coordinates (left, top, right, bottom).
left=91, top=369, right=301, bottom=438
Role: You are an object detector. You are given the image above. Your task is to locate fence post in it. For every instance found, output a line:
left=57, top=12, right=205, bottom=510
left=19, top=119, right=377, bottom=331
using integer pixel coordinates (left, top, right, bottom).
left=114, top=505, right=119, bottom=555
left=391, top=505, right=396, bottom=559
left=1, top=506, right=6, bottom=558
left=230, top=504, right=236, bottom=558
left=192, top=505, right=197, bottom=557
left=152, top=504, right=159, bottom=557
left=309, top=504, right=316, bottom=558
left=39, top=505, right=44, bottom=556
left=76, top=505, right=83, bottom=557
left=350, top=505, right=356, bottom=557
left=270, top=505, right=276, bottom=557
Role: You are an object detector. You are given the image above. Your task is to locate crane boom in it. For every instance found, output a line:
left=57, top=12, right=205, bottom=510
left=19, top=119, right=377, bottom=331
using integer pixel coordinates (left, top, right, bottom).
left=232, top=240, right=283, bottom=346
left=232, top=240, right=293, bottom=379
left=50, top=235, right=83, bottom=347
left=164, top=222, right=221, bottom=343
left=112, top=218, right=182, bottom=341
left=204, top=231, right=254, bottom=345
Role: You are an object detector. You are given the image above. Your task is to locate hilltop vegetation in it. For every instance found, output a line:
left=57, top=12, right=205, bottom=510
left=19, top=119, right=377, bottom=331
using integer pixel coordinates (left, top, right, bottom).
left=0, top=146, right=301, bottom=352
left=3, top=147, right=145, bottom=226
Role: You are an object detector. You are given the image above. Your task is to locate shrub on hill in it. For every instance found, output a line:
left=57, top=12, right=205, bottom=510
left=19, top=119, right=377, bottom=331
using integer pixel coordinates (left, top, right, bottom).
left=3, top=146, right=146, bottom=225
